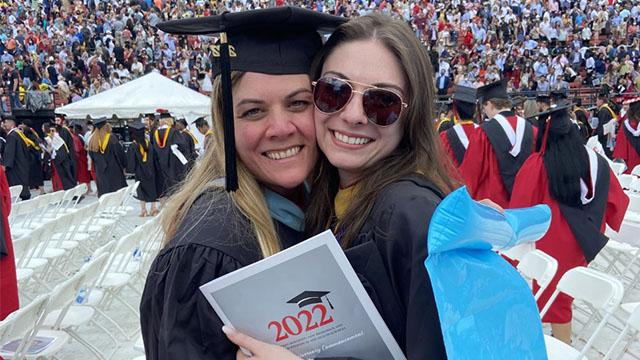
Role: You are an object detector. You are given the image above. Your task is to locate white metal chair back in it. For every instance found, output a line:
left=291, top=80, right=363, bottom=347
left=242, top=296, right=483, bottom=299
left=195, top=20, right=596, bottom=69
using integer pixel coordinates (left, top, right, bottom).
left=15, top=226, right=47, bottom=269
left=630, top=178, right=640, bottom=193
left=9, top=196, right=43, bottom=228
left=500, top=243, right=534, bottom=262
left=619, top=174, right=635, bottom=190
left=628, top=194, right=640, bottom=214
left=540, top=267, right=624, bottom=358
left=603, top=303, right=640, bottom=359
left=0, top=295, right=48, bottom=358
left=57, top=188, right=77, bottom=213
left=78, top=252, right=111, bottom=303
left=8, top=185, right=22, bottom=203
left=98, top=233, right=140, bottom=285
left=632, top=164, right=640, bottom=177
left=611, top=162, right=627, bottom=176
left=44, top=270, right=87, bottom=329
left=517, top=250, right=559, bottom=301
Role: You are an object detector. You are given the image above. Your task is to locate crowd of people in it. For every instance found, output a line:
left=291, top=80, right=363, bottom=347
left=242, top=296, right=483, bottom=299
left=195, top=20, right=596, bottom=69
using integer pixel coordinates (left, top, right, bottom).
left=0, top=1, right=639, bottom=360
left=3, top=0, right=640, bottom=113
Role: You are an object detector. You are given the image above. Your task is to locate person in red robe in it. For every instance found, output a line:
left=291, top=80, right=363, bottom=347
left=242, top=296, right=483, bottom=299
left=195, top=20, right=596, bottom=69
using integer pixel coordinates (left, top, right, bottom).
left=459, top=80, right=537, bottom=208
left=70, top=120, right=93, bottom=194
left=511, top=105, right=629, bottom=344
left=440, top=85, right=480, bottom=168
left=0, top=165, right=19, bottom=320
left=613, top=97, right=640, bottom=174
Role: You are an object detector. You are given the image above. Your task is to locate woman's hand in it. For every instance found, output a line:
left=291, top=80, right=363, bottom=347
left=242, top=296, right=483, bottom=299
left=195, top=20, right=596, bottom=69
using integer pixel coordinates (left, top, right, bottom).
left=478, top=198, right=505, bottom=213
left=222, top=326, right=302, bottom=360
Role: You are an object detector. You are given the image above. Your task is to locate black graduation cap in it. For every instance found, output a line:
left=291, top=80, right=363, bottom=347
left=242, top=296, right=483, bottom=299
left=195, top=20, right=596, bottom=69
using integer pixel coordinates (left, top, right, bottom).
left=452, top=85, right=478, bottom=104
left=536, top=103, right=574, bottom=135
left=287, top=290, right=333, bottom=309
left=69, top=119, right=84, bottom=127
left=176, top=118, right=188, bottom=127
left=477, top=80, right=507, bottom=102
left=93, top=117, right=108, bottom=129
left=128, top=121, right=146, bottom=131
left=156, top=108, right=173, bottom=119
left=536, top=92, right=551, bottom=104
left=191, top=116, right=206, bottom=125
left=156, top=7, right=346, bottom=192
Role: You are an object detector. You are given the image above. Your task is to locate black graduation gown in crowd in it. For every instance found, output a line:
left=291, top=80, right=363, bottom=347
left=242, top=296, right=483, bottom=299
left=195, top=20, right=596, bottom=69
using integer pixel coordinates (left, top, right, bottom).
left=51, top=139, right=77, bottom=190
left=25, top=129, right=44, bottom=188
left=180, top=129, right=198, bottom=172
left=126, top=140, right=158, bottom=202
left=3, top=130, right=31, bottom=200
left=58, top=126, right=78, bottom=179
left=89, top=135, right=127, bottom=197
left=596, top=105, right=615, bottom=157
left=152, top=127, right=188, bottom=198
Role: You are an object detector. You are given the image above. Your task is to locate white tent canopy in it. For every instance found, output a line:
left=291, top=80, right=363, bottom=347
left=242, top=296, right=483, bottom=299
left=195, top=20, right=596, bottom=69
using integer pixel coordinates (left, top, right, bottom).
left=55, top=71, right=211, bottom=123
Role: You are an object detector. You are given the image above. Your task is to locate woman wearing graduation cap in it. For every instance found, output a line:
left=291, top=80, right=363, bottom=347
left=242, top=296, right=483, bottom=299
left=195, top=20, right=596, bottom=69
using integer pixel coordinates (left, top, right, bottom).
left=127, top=120, right=158, bottom=216
left=510, top=104, right=629, bottom=344
left=613, top=97, right=640, bottom=174
left=87, top=117, right=127, bottom=197
left=140, top=8, right=346, bottom=360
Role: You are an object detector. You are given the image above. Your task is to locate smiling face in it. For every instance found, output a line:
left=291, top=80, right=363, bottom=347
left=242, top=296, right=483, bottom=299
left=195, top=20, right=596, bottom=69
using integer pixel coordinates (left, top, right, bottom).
left=233, top=72, right=317, bottom=195
left=315, top=40, right=406, bottom=187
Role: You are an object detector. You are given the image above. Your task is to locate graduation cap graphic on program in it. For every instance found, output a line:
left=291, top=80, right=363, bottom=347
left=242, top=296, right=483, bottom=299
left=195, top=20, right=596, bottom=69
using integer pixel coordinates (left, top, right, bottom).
left=287, top=290, right=334, bottom=310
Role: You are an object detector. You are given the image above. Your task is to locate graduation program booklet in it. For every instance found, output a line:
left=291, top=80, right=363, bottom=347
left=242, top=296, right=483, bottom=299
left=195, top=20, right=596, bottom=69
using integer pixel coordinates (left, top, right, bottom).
left=199, top=230, right=406, bottom=360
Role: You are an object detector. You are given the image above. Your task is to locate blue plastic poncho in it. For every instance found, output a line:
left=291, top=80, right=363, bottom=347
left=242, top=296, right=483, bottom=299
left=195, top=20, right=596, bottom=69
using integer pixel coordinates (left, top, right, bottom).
left=425, top=187, right=551, bottom=360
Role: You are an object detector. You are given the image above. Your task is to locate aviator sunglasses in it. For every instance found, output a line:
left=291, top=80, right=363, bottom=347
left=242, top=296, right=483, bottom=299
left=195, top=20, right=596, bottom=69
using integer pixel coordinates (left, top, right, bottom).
left=312, top=76, right=408, bottom=126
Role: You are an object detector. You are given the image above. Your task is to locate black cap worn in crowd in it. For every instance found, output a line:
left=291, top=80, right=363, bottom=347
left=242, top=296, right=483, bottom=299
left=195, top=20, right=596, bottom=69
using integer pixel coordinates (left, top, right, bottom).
left=536, top=92, right=552, bottom=104
left=156, top=7, right=346, bottom=192
left=452, top=84, right=478, bottom=104
left=477, top=79, right=508, bottom=103
left=93, top=117, right=108, bottom=129
left=536, top=103, right=574, bottom=136
left=128, top=120, right=147, bottom=131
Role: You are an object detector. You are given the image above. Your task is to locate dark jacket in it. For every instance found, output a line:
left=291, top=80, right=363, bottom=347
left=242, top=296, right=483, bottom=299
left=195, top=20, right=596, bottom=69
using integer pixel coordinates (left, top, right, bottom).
left=343, top=175, right=447, bottom=360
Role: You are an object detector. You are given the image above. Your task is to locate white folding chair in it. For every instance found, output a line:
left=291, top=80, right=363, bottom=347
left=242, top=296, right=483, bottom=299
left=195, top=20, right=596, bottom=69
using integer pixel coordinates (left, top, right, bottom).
left=0, top=295, right=49, bottom=359
left=41, top=253, right=112, bottom=360
left=629, top=178, right=640, bottom=194
left=517, top=250, right=559, bottom=301
left=541, top=267, right=624, bottom=360
left=611, top=162, right=627, bottom=176
left=8, top=185, right=23, bottom=203
left=632, top=164, right=640, bottom=177
left=598, top=223, right=640, bottom=293
left=619, top=174, right=635, bottom=190
left=603, top=301, right=640, bottom=359
left=500, top=243, right=534, bottom=262
left=8, top=196, right=45, bottom=239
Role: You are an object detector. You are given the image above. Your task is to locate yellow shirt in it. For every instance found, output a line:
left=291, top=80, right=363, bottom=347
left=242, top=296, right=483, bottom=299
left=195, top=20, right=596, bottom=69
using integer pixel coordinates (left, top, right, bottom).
left=334, top=184, right=359, bottom=221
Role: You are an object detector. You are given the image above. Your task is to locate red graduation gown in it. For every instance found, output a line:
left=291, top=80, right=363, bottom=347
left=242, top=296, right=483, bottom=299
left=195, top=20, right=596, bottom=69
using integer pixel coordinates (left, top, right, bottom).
left=459, top=115, right=537, bottom=208
left=612, top=119, right=640, bottom=174
left=0, top=166, right=19, bottom=320
left=71, top=132, right=91, bottom=184
left=510, top=152, right=628, bottom=323
left=439, top=121, right=477, bottom=168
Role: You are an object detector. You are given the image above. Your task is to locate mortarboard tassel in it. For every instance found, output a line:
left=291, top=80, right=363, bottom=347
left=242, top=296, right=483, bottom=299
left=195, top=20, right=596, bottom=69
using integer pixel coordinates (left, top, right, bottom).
left=219, top=32, right=238, bottom=192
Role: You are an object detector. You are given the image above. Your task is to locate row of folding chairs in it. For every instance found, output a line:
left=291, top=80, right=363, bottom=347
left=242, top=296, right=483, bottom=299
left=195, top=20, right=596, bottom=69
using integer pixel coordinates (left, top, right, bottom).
left=9, top=184, right=88, bottom=240
left=611, top=162, right=640, bottom=177
left=0, top=252, right=110, bottom=360
left=508, top=244, right=640, bottom=360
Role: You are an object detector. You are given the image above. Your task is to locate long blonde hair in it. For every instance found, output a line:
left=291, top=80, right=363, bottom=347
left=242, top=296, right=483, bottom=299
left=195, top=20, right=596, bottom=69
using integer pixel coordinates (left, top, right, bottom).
left=160, top=72, right=281, bottom=257
left=87, top=123, right=112, bottom=153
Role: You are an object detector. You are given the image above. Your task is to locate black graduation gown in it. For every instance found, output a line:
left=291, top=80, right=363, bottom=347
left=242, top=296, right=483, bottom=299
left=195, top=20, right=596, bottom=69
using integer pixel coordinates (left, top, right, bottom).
left=89, top=135, right=127, bottom=197
left=180, top=130, right=198, bottom=173
left=25, top=129, right=44, bottom=188
left=3, top=130, right=31, bottom=200
left=152, top=128, right=187, bottom=198
left=126, top=141, right=158, bottom=202
left=140, top=190, right=303, bottom=360
left=596, top=106, right=614, bottom=157
left=51, top=141, right=77, bottom=190
left=338, top=176, right=447, bottom=359
left=58, top=126, right=78, bottom=181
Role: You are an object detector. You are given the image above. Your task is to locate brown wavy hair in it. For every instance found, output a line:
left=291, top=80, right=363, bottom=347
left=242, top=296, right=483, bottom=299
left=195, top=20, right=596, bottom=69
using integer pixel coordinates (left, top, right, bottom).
left=305, top=13, right=460, bottom=247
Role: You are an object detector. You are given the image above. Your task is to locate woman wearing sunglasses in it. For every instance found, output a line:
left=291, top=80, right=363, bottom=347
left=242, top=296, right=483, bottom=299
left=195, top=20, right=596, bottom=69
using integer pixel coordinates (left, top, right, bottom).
left=225, top=13, right=459, bottom=360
